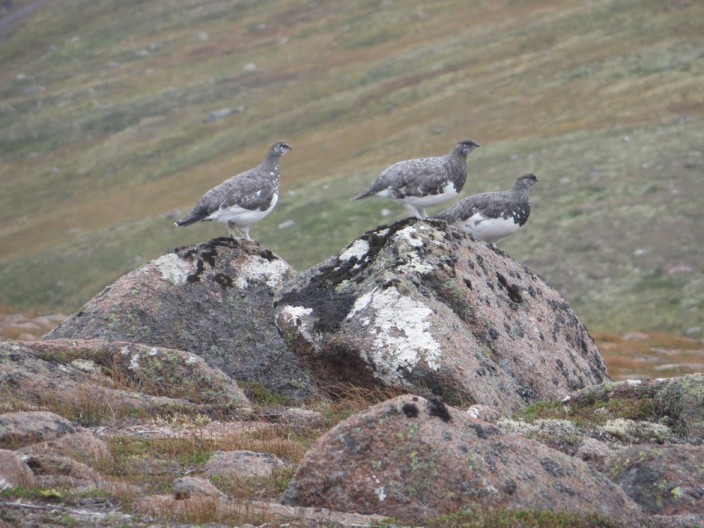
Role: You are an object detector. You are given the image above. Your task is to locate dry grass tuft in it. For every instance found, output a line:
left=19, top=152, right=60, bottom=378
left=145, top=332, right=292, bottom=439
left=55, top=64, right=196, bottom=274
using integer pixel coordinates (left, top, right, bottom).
left=210, top=466, right=296, bottom=502
left=312, top=381, right=408, bottom=427
left=134, top=494, right=275, bottom=526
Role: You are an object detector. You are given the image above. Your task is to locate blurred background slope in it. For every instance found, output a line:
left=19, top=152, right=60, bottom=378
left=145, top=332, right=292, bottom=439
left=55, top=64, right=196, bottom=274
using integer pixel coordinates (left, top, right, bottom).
left=0, top=0, right=702, bottom=337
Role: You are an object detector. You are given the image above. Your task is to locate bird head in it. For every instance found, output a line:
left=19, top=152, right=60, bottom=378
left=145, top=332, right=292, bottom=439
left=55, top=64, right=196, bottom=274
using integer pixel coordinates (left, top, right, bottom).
left=515, top=173, right=539, bottom=188
left=453, top=139, right=480, bottom=157
left=271, top=141, right=293, bottom=157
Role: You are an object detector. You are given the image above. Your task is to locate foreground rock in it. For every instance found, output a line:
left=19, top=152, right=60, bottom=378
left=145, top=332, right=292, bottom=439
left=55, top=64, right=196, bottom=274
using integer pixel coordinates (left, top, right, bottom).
left=283, top=394, right=638, bottom=524
left=27, top=338, right=250, bottom=409
left=0, top=411, right=79, bottom=449
left=0, top=449, right=35, bottom=490
left=495, top=375, right=704, bottom=525
left=0, top=340, right=249, bottom=422
left=277, top=219, right=607, bottom=413
left=45, top=238, right=317, bottom=403
left=563, top=375, right=704, bottom=444
left=21, top=453, right=105, bottom=491
left=18, top=431, right=113, bottom=467
left=610, top=445, right=704, bottom=516
left=203, top=450, right=289, bottom=481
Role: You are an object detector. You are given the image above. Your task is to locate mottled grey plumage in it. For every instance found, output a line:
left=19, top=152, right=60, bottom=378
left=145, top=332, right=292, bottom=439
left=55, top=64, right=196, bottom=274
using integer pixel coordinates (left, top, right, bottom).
left=353, top=139, right=480, bottom=218
left=436, top=173, right=538, bottom=243
left=175, top=141, right=292, bottom=240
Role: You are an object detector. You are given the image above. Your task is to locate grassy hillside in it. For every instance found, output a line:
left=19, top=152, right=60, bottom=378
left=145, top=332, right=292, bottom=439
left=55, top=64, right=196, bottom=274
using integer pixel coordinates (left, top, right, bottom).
left=1, top=0, right=702, bottom=334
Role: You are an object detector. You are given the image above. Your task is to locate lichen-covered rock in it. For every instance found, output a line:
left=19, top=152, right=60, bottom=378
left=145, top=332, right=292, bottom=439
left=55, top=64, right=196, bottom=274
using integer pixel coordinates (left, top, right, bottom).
left=283, top=394, right=639, bottom=523
left=172, top=476, right=228, bottom=501
left=27, top=338, right=249, bottom=409
left=653, top=374, right=704, bottom=443
left=608, top=445, right=704, bottom=516
left=276, top=219, right=607, bottom=413
left=18, top=431, right=113, bottom=468
left=498, top=418, right=584, bottom=455
left=598, top=418, right=674, bottom=444
left=203, top=450, right=288, bottom=480
left=466, top=404, right=503, bottom=423
left=0, top=340, right=238, bottom=422
left=575, top=437, right=617, bottom=471
left=564, top=375, right=704, bottom=444
left=0, top=411, right=79, bottom=449
left=45, top=238, right=317, bottom=403
left=22, top=453, right=105, bottom=491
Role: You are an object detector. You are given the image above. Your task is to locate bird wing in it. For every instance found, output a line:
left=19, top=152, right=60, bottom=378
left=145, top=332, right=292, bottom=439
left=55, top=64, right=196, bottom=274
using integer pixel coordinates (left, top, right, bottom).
left=369, top=157, right=451, bottom=198
left=437, top=191, right=512, bottom=222
left=218, top=173, right=277, bottom=211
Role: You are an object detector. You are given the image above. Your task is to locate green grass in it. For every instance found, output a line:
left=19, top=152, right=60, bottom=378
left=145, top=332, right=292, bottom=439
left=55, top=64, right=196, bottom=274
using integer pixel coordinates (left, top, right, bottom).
left=0, top=0, right=703, bottom=335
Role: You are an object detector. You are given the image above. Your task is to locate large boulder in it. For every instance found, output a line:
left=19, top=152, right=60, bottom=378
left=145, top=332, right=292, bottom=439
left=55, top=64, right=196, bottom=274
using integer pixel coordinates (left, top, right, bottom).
left=283, top=394, right=639, bottom=524
left=276, top=219, right=607, bottom=413
left=45, top=238, right=317, bottom=403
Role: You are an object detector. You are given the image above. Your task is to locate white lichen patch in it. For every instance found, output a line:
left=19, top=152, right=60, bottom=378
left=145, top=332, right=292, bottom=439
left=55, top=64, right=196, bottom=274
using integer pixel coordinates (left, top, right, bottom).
left=599, top=418, right=673, bottom=442
left=235, top=256, right=290, bottom=289
left=394, top=225, right=425, bottom=248
left=128, top=353, right=140, bottom=370
left=149, top=347, right=159, bottom=356
left=70, top=359, right=99, bottom=374
left=154, top=253, right=193, bottom=286
left=339, top=239, right=369, bottom=262
left=280, top=305, right=322, bottom=351
left=400, top=253, right=434, bottom=275
left=392, top=225, right=435, bottom=274
left=346, top=290, right=374, bottom=320
left=348, top=287, right=442, bottom=384
left=281, top=305, right=313, bottom=320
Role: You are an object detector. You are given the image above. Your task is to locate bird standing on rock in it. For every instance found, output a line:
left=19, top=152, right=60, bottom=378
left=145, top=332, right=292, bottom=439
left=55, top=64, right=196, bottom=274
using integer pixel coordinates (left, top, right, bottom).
left=352, top=139, right=480, bottom=218
left=175, top=141, right=292, bottom=241
left=435, top=173, right=539, bottom=243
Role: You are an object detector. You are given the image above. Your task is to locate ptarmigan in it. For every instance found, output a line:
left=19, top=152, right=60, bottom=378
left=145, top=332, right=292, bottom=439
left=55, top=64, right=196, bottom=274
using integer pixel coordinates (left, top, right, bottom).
left=352, top=139, right=480, bottom=218
left=435, top=173, right=538, bottom=243
left=175, top=141, right=292, bottom=240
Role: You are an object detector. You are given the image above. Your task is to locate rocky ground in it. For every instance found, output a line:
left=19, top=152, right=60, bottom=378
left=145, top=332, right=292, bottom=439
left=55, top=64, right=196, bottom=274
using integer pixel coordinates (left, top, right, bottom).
left=1, top=220, right=703, bottom=527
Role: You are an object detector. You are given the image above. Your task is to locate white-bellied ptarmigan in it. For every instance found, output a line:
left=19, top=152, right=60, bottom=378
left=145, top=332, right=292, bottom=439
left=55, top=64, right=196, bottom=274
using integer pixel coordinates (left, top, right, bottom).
left=435, top=173, right=538, bottom=243
left=352, top=139, right=480, bottom=218
left=175, top=141, right=292, bottom=240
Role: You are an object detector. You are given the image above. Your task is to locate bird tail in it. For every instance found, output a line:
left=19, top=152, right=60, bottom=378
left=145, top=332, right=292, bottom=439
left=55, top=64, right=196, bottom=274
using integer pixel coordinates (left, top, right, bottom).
left=174, top=213, right=205, bottom=227
left=352, top=190, right=372, bottom=201
left=433, top=209, right=454, bottom=223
